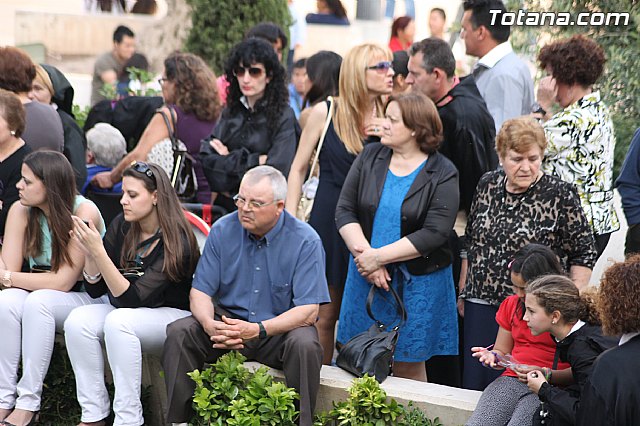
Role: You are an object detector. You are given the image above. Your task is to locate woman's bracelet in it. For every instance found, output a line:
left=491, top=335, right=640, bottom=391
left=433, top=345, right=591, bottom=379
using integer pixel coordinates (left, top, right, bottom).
left=83, top=270, right=102, bottom=282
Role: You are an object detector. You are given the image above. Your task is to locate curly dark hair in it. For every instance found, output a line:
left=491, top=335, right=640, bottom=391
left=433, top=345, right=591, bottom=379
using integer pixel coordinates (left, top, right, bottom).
left=386, top=92, right=443, bottom=154
left=598, top=255, right=640, bottom=335
left=164, top=52, right=221, bottom=122
left=0, top=47, right=36, bottom=93
left=538, top=35, right=606, bottom=86
left=224, top=38, right=289, bottom=134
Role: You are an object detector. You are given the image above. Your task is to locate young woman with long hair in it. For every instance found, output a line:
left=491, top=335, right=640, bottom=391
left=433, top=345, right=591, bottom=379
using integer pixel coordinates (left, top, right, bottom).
left=285, top=43, right=393, bottom=365
left=0, top=151, right=104, bottom=426
left=64, top=161, right=199, bottom=426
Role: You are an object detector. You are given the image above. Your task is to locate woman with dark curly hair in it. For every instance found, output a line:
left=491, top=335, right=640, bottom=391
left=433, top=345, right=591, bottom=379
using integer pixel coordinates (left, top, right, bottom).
left=200, top=38, right=299, bottom=209
left=0, top=46, right=63, bottom=153
left=577, top=256, right=640, bottom=425
left=334, top=93, right=459, bottom=381
left=535, top=35, right=619, bottom=258
left=93, top=52, right=221, bottom=204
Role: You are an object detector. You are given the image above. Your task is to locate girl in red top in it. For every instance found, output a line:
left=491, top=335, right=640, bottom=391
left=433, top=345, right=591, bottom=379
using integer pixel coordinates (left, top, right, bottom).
left=465, top=244, right=572, bottom=426
left=388, top=16, right=415, bottom=52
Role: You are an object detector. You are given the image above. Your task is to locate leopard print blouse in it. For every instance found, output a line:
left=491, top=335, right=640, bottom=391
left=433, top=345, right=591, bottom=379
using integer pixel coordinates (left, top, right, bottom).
left=461, top=170, right=597, bottom=307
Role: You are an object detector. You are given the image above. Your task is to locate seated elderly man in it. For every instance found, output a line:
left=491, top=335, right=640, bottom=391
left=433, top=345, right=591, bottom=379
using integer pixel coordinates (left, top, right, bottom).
left=162, top=165, right=329, bottom=426
left=83, top=122, right=127, bottom=194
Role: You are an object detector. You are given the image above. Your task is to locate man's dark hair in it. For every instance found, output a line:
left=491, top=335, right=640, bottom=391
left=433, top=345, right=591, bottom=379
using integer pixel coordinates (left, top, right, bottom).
left=293, top=58, right=306, bottom=69
left=430, top=7, right=446, bottom=20
left=463, top=0, right=510, bottom=43
left=409, top=38, right=456, bottom=78
left=113, top=25, right=135, bottom=43
left=245, top=22, right=288, bottom=50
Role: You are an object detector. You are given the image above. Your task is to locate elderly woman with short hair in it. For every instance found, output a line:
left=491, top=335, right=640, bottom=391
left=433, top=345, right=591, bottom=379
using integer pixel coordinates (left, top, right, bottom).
left=83, top=123, right=127, bottom=195
left=536, top=35, right=618, bottom=258
left=459, top=116, right=597, bottom=391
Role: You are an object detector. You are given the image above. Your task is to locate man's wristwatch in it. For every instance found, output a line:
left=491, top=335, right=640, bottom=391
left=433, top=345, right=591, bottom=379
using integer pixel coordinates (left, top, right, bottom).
left=257, top=321, right=267, bottom=340
left=1, top=270, right=12, bottom=288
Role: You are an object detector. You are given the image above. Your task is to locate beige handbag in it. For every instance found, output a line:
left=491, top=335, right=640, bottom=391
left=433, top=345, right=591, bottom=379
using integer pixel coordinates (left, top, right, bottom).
left=297, top=96, right=335, bottom=222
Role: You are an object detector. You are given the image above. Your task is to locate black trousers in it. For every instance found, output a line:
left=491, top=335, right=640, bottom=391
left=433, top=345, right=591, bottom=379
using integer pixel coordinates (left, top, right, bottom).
left=625, top=224, right=640, bottom=256
left=162, top=315, right=323, bottom=426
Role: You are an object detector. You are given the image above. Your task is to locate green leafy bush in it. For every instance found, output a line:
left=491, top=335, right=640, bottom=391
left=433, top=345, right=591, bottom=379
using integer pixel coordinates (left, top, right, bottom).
left=313, top=375, right=442, bottom=426
left=189, top=352, right=299, bottom=425
left=184, top=0, right=291, bottom=75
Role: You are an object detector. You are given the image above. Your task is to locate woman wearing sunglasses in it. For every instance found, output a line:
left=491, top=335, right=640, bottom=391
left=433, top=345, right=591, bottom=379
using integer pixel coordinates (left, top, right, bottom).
left=0, top=151, right=105, bottom=426
left=285, top=44, right=393, bottom=365
left=200, top=37, right=299, bottom=212
left=466, top=244, right=572, bottom=426
left=92, top=52, right=221, bottom=204
left=64, top=162, right=200, bottom=426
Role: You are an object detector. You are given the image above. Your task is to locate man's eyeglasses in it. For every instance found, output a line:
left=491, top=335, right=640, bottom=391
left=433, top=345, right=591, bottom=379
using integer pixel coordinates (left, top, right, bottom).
left=130, top=161, right=156, bottom=183
left=233, top=194, right=277, bottom=210
left=233, top=66, right=265, bottom=78
left=366, top=61, right=393, bottom=73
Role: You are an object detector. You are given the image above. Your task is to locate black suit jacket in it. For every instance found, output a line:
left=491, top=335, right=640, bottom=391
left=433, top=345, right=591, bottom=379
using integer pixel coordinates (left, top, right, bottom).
left=335, top=143, right=459, bottom=275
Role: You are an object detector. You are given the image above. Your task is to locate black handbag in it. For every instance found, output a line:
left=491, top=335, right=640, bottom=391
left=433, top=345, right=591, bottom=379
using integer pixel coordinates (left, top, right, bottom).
left=336, top=279, right=407, bottom=383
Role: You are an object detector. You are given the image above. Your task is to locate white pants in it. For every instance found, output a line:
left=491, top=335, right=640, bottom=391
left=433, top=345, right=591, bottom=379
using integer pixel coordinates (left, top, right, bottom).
left=64, top=304, right=190, bottom=426
left=0, top=288, right=106, bottom=411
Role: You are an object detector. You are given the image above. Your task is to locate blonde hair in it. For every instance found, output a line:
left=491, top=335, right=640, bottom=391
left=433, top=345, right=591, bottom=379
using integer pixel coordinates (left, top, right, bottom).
left=495, top=116, right=547, bottom=159
left=33, top=64, right=54, bottom=98
left=333, top=43, right=392, bottom=155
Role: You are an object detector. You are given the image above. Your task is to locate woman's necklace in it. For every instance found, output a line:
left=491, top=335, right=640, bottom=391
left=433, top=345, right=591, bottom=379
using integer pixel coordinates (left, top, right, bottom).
left=134, top=227, right=161, bottom=266
left=501, top=173, right=543, bottom=211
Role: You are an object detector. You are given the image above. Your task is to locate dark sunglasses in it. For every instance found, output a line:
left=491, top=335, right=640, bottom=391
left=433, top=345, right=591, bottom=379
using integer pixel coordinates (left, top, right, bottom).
left=366, top=61, right=393, bottom=73
left=130, top=161, right=156, bottom=183
left=233, top=66, right=265, bottom=78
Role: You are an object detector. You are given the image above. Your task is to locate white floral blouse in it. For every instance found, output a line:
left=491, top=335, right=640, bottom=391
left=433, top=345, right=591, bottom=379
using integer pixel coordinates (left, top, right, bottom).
left=542, top=91, right=619, bottom=235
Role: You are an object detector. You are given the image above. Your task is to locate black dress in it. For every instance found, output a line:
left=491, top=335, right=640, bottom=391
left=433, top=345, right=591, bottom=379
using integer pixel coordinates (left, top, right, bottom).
left=308, top=115, right=356, bottom=287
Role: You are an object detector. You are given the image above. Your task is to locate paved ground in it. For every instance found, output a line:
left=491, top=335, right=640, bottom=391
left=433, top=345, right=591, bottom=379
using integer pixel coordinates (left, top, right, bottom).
left=591, top=191, right=626, bottom=285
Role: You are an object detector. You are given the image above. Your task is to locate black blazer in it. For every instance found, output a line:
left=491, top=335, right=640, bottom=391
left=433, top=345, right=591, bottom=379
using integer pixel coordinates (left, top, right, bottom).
left=335, top=143, right=459, bottom=275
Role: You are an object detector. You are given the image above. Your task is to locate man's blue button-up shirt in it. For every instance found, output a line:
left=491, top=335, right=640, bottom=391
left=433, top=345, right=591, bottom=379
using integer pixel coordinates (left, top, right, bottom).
left=192, top=210, right=330, bottom=322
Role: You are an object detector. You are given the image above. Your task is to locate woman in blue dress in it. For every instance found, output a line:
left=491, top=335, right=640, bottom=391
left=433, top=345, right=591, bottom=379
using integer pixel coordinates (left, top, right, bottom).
left=286, top=44, right=394, bottom=365
left=335, top=92, right=459, bottom=381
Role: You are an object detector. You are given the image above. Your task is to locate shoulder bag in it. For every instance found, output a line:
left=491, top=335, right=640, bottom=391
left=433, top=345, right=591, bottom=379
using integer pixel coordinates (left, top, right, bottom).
left=335, top=275, right=407, bottom=383
left=147, top=106, right=198, bottom=202
left=296, top=96, right=334, bottom=222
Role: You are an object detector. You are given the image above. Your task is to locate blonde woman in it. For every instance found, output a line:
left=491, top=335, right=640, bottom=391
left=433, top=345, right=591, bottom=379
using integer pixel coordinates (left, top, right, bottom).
left=285, top=43, right=394, bottom=365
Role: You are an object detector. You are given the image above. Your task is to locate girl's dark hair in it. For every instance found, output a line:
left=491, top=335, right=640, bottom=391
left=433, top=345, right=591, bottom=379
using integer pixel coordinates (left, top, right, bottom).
left=164, top=52, right=221, bottom=122
left=325, top=0, right=348, bottom=18
left=121, top=163, right=200, bottom=282
left=23, top=151, right=77, bottom=272
left=527, top=275, right=600, bottom=325
left=304, top=51, right=342, bottom=107
left=391, top=16, right=413, bottom=38
left=510, top=243, right=564, bottom=319
left=118, top=53, right=149, bottom=81
left=510, top=243, right=564, bottom=282
left=224, top=38, right=289, bottom=134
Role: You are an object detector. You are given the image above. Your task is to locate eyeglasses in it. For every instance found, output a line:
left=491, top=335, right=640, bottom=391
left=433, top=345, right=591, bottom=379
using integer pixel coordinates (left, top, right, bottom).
left=157, top=77, right=168, bottom=85
left=130, top=161, right=156, bottom=184
left=233, top=194, right=277, bottom=210
left=366, top=61, right=393, bottom=73
left=233, top=66, right=265, bottom=78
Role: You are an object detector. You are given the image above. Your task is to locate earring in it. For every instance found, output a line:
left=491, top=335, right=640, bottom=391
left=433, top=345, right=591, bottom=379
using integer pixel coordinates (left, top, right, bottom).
left=10, top=130, right=15, bottom=136
left=153, top=201, right=157, bottom=206
left=411, top=131, right=416, bottom=137
left=552, top=320, right=557, bottom=324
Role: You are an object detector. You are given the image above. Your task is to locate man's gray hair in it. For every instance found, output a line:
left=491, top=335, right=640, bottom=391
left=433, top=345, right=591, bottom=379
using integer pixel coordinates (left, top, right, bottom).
left=242, top=166, right=287, bottom=201
left=86, top=123, right=127, bottom=168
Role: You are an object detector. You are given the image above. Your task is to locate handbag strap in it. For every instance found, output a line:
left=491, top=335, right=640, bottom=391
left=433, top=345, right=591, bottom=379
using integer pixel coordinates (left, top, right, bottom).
left=365, top=265, right=408, bottom=330
left=157, top=106, right=180, bottom=150
left=306, top=96, right=334, bottom=181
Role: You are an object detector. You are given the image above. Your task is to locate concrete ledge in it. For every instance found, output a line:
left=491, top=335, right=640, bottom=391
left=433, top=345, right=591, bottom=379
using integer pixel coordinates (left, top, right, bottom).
left=245, top=362, right=480, bottom=426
